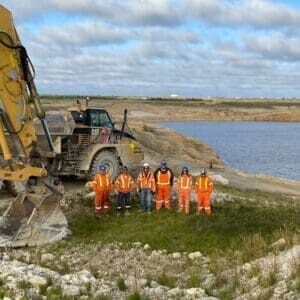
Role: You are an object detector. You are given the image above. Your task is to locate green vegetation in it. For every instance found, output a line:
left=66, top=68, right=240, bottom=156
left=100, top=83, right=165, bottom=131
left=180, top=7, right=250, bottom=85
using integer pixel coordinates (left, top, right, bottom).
left=128, top=291, right=142, bottom=300
left=117, top=277, right=127, bottom=291
left=69, top=189, right=299, bottom=261
left=38, top=277, right=53, bottom=296
left=17, top=280, right=31, bottom=290
left=157, top=272, right=176, bottom=288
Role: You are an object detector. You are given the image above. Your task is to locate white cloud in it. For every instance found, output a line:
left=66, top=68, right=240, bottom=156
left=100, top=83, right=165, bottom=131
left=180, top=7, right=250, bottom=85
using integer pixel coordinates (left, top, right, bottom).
left=2, top=0, right=300, bottom=97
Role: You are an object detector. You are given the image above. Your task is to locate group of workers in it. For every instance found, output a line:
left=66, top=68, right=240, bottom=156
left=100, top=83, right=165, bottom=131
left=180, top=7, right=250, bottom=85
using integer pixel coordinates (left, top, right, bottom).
left=91, top=160, right=213, bottom=216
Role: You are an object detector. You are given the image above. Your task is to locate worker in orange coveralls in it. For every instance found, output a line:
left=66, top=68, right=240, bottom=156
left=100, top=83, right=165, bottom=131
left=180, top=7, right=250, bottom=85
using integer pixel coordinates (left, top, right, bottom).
left=154, top=160, right=174, bottom=210
left=92, top=165, right=113, bottom=215
left=115, top=166, right=134, bottom=216
left=176, top=167, right=193, bottom=214
left=195, top=168, right=213, bottom=215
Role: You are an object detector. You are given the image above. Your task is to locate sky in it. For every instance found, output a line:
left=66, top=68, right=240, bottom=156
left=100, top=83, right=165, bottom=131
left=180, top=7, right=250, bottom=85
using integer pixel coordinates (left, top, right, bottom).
left=2, top=0, right=300, bottom=97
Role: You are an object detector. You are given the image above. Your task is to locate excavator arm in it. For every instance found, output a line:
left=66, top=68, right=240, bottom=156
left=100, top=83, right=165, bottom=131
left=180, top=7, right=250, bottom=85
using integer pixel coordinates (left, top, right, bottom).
left=0, top=5, right=68, bottom=247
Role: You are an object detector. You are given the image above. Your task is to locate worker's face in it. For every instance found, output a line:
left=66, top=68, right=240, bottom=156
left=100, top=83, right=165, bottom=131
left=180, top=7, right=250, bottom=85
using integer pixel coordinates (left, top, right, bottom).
left=123, top=169, right=128, bottom=174
left=161, top=165, right=167, bottom=171
left=143, top=167, right=149, bottom=173
left=100, top=170, right=106, bottom=175
left=182, top=170, right=187, bottom=174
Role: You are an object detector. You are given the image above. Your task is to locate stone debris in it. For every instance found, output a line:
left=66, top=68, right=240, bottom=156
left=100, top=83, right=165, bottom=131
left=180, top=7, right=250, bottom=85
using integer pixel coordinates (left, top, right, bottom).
left=40, top=253, right=55, bottom=263
left=0, top=243, right=299, bottom=299
left=188, top=251, right=203, bottom=260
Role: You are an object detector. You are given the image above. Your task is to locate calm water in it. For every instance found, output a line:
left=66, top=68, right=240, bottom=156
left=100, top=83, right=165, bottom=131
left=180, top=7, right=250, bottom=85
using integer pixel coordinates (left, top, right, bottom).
left=164, top=121, right=300, bottom=180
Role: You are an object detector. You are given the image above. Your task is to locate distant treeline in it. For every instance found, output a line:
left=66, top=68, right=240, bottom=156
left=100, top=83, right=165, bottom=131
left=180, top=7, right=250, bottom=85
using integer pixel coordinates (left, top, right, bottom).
left=40, top=95, right=300, bottom=108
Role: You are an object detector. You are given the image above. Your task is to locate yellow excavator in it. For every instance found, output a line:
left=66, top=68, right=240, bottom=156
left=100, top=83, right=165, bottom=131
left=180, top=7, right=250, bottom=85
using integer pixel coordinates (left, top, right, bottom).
left=0, top=5, right=68, bottom=247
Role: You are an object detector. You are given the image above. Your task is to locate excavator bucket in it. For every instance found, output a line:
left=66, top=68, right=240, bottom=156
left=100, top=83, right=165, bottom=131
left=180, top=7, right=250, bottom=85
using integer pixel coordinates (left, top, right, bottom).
left=0, top=180, right=69, bottom=247
left=0, top=5, right=69, bottom=247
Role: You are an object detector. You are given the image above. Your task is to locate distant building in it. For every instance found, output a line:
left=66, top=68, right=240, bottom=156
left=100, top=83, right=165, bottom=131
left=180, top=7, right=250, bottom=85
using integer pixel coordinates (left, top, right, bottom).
left=170, top=94, right=180, bottom=98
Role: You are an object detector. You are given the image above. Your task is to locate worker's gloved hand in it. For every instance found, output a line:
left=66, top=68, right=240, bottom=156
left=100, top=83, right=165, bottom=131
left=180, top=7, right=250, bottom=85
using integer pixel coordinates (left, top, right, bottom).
left=115, top=190, right=119, bottom=196
left=151, top=190, right=155, bottom=195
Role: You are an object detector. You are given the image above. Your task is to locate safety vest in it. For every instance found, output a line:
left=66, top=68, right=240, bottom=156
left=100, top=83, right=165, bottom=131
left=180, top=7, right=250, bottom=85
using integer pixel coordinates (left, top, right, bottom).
left=137, top=171, right=155, bottom=190
left=93, top=173, right=111, bottom=193
left=116, top=174, right=134, bottom=193
left=195, top=176, right=213, bottom=193
left=157, top=170, right=171, bottom=186
left=178, top=175, right=192, bottom=190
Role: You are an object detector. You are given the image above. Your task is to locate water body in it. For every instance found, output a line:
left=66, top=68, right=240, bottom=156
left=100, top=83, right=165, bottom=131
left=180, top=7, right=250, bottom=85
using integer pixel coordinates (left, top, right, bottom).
left=164, top=121, right=300, bottom=180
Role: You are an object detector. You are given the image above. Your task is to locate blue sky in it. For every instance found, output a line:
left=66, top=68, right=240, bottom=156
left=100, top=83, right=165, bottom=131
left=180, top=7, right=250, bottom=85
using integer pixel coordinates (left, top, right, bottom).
left=2, top=0, right=300, bottom=97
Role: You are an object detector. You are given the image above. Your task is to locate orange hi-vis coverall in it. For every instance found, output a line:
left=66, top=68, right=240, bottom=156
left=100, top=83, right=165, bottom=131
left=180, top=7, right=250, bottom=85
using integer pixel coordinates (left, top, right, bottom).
left=195, top=175, right=213, bottom=215
left=154, top=169, right=174, bottom=210
left=92, top=173, right=113, bottom=214
left=177, top=174, right=193, bottom=214
left=115, top=173, right=134, bottom=194
left=115, top=173, right=134, bottom=211
left=137, top=171, right=156, bottom=191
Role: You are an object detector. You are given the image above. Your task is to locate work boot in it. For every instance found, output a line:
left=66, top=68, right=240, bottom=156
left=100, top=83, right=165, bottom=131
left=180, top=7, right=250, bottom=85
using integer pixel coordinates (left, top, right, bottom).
left=125, top=210, right=130, bottom=216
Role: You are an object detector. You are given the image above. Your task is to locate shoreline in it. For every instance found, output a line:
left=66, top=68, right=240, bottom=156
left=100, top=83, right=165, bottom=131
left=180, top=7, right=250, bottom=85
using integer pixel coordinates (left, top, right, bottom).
left=138, top=122, right=300, bottom=199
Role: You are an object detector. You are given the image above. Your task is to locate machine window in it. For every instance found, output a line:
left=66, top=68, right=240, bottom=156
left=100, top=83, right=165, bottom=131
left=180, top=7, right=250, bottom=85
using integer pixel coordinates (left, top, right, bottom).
left=90, top=111, right=113, bottom=128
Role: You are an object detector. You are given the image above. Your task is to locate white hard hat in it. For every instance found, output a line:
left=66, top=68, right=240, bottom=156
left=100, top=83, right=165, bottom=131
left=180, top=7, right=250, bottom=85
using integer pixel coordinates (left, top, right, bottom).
left=143, top=162, right=149, bottom=168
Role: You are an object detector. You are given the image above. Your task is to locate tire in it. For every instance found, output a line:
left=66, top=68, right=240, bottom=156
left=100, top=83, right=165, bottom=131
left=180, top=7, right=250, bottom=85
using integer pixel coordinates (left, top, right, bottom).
left=89, top=151, right=120, bottom=180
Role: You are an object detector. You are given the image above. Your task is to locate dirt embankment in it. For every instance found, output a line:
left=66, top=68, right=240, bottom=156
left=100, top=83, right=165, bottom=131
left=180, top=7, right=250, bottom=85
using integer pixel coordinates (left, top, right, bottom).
left=42, top=98, right=300, bottom=122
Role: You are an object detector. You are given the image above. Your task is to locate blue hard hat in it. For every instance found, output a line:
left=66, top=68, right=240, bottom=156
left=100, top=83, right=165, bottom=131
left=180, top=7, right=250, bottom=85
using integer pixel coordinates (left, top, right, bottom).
left=99, top=165, right=106, bottom=171
left=160, top=160, right=167, bottom=166
left=182, top=166, right=188, bottom=172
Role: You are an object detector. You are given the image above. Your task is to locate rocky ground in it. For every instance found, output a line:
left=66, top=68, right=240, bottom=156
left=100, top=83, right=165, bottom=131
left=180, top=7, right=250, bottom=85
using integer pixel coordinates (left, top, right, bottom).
left=1, top=239, right=299, bottom=299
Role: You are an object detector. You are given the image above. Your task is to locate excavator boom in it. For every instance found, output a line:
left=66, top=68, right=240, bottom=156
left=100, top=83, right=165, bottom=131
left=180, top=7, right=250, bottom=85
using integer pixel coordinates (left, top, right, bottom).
left=0, top=5, right=68, bottom=247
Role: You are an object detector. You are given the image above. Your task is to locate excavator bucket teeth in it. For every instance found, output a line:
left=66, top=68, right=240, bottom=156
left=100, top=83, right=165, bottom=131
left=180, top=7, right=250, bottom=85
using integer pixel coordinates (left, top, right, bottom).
left=0, top=189, right=68, bottom=247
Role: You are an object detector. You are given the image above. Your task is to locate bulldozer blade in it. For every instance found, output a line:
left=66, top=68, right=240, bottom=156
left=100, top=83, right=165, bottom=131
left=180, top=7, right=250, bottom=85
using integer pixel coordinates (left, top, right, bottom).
left=0, top=189, right=68, bottom=247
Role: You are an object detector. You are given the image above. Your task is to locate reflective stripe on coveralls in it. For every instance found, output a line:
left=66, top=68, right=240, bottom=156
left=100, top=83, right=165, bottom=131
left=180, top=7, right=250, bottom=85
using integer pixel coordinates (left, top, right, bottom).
left=156, top=170, right=172, bottom=210
left=196, top=176, right=213, bottom=215
left=178, top=175, right=192, bottom=214
left=137, top=171, right=155, bottom=190
left=157, top=170, right=171, bottom=185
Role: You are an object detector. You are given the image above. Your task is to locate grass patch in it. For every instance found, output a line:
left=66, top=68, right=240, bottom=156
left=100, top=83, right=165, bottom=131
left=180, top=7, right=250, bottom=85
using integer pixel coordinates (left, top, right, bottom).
left=128, top=291, right=142, bottom=300
left=117, top=277, right=127, bottom=291
left=69, top=191, right=299, bottom=260
left=17, top=280, right=31, bottom=290
left=157, top=272, right=176, bottom=288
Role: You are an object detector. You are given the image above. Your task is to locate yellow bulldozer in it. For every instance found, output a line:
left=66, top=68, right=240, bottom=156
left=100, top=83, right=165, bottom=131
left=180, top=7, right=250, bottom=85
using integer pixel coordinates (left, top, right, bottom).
left=0, top=5, right=143, bottom=247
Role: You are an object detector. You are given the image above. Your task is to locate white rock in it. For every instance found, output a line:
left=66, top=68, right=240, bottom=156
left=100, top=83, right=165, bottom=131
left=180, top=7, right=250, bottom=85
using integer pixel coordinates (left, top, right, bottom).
left=78, top=270, right=95, bottom=284
left=132, top=242, right=142, bottom=248
left=271, top=238, right=286, bottom=250
left=41, top=253, right=55, bottom=263
left=188, top=252, right=203, bottom=260
left=185, top=287, right=206, bottom=298
left=144, top=244, right=151, bottom=250
left=62, top=284, right=81, bottom=297
left=211, top=174, right=229, bottom=185
left=168, top=287, right=184, bottom=297
left=274, top=280, right=288, bottom=296
left=172, top=252, right=181, bottom=259
left=28, top=275, right=47, bottom=287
